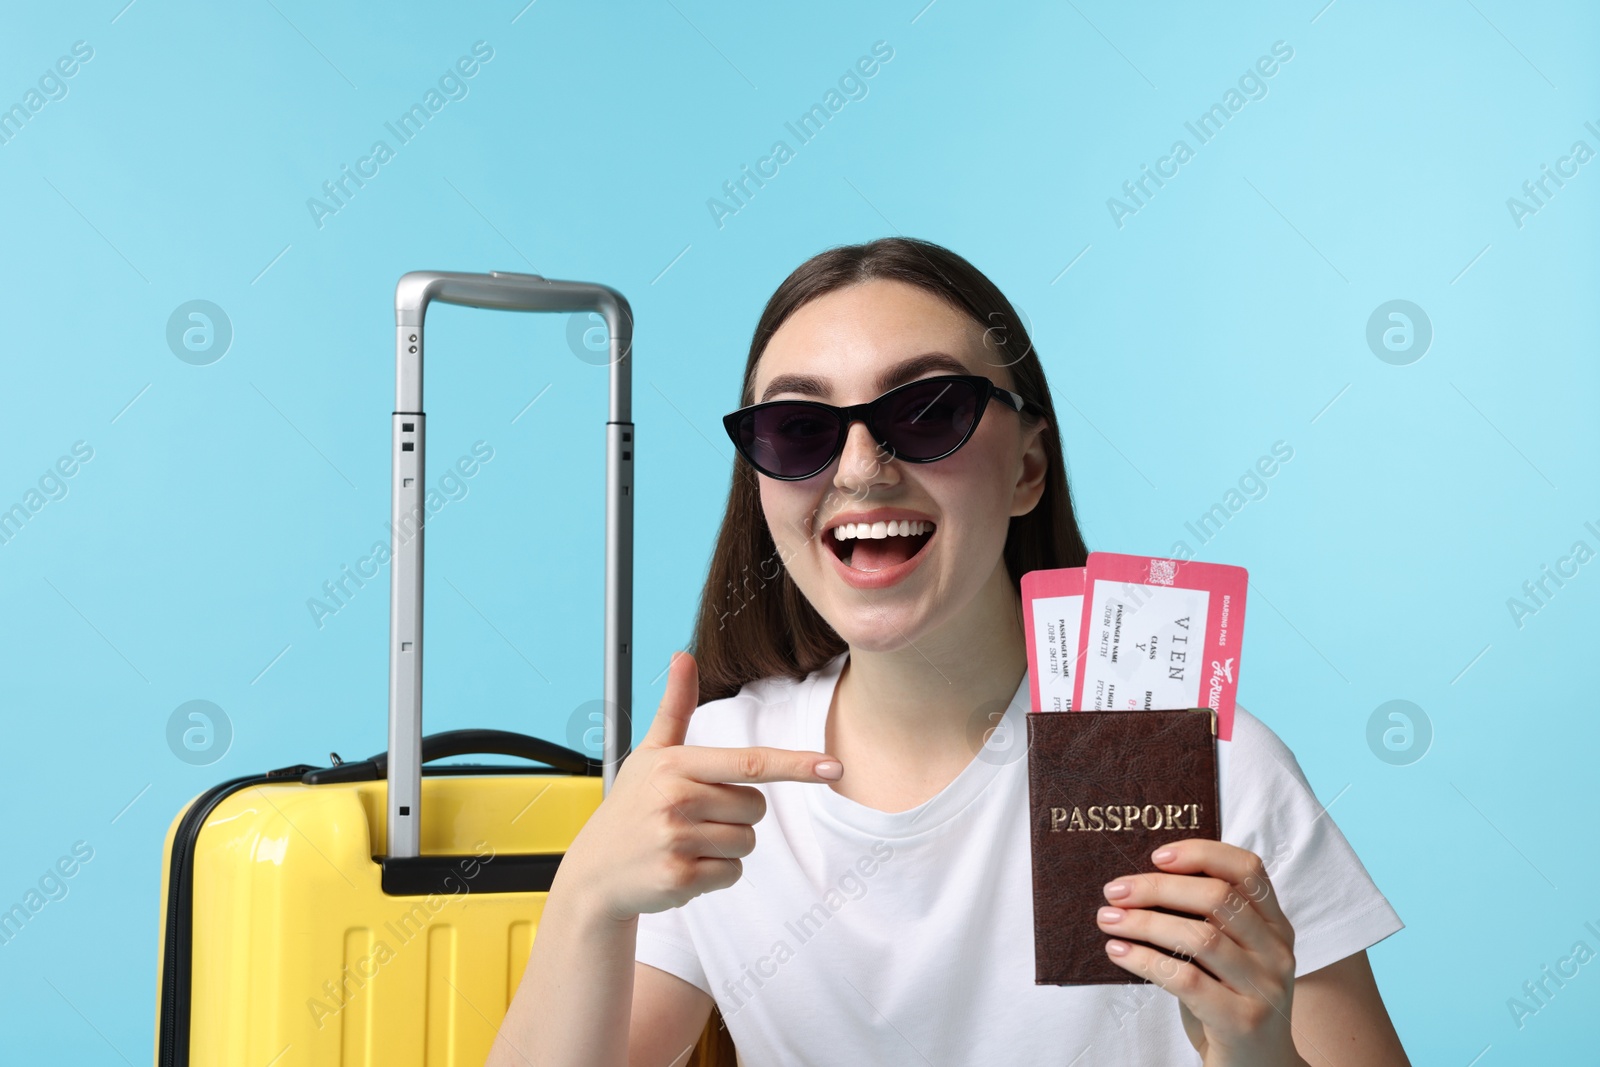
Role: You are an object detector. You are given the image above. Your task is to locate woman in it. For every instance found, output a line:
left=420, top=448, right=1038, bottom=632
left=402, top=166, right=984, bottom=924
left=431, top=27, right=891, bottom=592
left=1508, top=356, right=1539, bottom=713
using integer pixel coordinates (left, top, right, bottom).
left=490, top=237, right=1410, bottom=1066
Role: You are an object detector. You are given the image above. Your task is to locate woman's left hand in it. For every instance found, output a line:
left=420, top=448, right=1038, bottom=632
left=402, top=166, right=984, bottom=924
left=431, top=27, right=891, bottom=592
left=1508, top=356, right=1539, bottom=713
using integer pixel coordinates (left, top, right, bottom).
left=1098, top=838, right=1308, bottom=1067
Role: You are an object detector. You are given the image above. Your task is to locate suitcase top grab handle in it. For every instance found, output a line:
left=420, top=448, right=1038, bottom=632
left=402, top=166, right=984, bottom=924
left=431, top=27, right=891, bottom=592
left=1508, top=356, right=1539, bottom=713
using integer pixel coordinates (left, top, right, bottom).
left=387, top=270, right=634, bottom=861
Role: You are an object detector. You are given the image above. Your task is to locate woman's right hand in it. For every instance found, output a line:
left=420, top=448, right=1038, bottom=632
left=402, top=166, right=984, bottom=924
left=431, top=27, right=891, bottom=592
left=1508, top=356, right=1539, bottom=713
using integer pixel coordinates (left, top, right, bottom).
left=559, top=650, right=845, bottom=924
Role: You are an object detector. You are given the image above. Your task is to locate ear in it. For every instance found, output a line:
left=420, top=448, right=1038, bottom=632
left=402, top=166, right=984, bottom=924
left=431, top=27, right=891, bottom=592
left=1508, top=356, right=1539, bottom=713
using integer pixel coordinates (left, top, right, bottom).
left=1009, top=418, right=1050, bottom=519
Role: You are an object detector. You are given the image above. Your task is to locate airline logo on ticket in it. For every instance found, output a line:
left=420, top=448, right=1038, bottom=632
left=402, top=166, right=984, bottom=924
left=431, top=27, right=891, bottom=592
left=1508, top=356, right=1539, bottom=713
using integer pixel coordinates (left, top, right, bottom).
left=1071, top=553, right=1247, bottom=741
left=1021, top=568, right=1085, bottom=711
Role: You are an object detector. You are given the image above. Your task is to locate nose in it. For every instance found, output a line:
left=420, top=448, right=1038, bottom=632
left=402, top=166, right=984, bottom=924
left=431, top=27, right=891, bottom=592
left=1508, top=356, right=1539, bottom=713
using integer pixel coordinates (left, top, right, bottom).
left=833, top=417, right=897, bottom=496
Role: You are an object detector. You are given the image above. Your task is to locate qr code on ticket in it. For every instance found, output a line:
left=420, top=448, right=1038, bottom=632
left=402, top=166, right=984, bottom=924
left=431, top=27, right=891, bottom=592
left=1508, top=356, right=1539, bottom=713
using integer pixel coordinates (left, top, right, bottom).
left=1146, top=558, right=1177, bottom=586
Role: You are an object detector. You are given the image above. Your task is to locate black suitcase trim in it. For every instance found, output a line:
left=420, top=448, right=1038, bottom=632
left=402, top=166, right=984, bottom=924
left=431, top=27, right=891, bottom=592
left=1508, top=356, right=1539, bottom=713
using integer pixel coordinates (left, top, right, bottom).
left=378, top=851, right=564, bottom=896
left=158, top=765, right=313, bottom=1067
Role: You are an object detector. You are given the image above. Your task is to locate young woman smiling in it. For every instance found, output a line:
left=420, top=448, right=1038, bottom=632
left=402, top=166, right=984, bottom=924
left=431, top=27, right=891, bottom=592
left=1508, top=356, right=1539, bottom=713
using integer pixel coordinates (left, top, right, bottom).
left=489, top=238, right=1410, bottom=1067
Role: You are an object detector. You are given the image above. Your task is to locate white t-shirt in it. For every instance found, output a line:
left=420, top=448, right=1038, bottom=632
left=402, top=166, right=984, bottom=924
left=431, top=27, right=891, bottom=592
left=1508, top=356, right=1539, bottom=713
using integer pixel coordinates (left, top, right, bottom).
left=634, top=651, right=1403, bottom=1065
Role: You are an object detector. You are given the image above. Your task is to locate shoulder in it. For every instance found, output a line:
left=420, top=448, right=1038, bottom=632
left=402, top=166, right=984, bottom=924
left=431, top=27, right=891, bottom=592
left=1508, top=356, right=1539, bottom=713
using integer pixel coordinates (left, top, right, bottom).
left=681, top=671, right=807, bottom=750
left=1218, top=705, right=1406, bottom=975
left=1218, top=703, right=1377, bottom=894
left=1218, top=704, right=1331, bottom=857
left=1225, top=704, right=1311, bottom=785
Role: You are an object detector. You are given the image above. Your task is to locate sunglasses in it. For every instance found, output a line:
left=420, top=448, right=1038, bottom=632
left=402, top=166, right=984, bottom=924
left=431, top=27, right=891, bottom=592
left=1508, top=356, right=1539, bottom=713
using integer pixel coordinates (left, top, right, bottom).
left=722, top=373, right=1045, bottom=481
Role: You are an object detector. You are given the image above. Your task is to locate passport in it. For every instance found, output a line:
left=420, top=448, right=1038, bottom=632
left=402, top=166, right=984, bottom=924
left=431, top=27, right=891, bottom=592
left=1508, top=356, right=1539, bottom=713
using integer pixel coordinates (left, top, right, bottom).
left=1026, top=707, right=1221, bottom=985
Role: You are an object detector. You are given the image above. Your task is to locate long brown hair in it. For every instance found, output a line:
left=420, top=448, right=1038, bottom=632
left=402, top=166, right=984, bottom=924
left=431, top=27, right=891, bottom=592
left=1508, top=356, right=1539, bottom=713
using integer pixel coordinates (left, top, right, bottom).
left=687, top=236, right=1090, bottom=705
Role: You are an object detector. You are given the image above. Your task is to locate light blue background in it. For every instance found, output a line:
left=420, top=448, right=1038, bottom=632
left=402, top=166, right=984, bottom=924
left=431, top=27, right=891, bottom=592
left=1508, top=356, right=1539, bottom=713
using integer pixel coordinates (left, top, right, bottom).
left=2, top=0, right=1596, bottom=1061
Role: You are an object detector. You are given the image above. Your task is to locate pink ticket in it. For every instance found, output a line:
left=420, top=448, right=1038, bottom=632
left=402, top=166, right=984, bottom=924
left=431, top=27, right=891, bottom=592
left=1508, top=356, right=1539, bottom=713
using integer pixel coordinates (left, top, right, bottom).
left=1021, top=568, right=1085, bottom=712
left=1071, top=553, right=1247, bottom=741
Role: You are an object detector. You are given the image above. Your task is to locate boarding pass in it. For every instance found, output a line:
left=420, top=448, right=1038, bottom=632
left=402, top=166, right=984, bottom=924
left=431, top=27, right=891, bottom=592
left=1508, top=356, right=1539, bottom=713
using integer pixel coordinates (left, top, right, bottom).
left=1023, top=552, right=1248, bottom=741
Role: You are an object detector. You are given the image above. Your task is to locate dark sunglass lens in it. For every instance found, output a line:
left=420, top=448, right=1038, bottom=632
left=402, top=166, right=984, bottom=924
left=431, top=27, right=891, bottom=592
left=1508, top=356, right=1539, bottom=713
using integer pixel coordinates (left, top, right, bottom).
left=742, top=404, right=839, bottom=477
left=878, top=378, right=979, bottom=458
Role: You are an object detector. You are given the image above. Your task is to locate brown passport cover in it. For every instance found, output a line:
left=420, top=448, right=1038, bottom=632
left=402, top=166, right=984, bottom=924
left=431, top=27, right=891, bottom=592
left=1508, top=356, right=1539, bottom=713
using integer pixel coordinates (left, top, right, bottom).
left=1026, top=708, right=1221, bottom=985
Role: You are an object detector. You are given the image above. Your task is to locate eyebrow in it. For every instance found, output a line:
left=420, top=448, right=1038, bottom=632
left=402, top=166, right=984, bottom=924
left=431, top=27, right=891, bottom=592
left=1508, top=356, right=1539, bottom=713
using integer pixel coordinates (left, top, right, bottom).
left=759, top=352, right=972, bottom=403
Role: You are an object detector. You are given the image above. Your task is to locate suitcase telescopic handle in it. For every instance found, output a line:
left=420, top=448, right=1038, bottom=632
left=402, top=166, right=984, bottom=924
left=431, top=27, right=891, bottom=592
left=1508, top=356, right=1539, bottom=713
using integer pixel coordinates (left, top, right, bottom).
left=388, top=270, right=634, bottom=861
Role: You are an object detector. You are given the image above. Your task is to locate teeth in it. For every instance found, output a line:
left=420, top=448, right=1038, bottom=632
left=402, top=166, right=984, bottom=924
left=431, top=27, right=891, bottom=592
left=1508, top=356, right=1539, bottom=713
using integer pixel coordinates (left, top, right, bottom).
left=831, top=520, right=934, bottom=541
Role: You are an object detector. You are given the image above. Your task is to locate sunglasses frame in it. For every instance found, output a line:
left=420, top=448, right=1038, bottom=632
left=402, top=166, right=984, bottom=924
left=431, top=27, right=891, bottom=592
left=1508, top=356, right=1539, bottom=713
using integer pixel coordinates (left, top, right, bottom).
left=722, top=373, right=1046, bottom=481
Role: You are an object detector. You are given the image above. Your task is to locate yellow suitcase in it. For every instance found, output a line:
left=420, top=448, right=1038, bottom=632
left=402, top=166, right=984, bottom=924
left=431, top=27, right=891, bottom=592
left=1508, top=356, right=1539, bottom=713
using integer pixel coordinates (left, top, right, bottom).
left=152, top=271, right=732, bottom=1065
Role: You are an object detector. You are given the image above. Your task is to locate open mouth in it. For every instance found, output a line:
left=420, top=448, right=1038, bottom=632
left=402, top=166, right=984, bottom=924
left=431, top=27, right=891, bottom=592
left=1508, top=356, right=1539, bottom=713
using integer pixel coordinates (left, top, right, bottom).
left=826, top=519, right=936, bottom=573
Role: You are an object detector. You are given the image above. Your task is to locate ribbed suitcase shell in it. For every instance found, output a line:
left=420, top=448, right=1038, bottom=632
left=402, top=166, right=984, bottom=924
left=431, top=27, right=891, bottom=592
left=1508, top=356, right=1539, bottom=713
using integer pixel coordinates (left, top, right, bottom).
left=155, top=773, right=598, bottom=1064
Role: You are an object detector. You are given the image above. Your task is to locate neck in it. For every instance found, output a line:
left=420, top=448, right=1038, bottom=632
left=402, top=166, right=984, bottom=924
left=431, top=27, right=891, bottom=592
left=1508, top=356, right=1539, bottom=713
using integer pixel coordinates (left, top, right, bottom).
left=832, top=557, right=1029, bottom=766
